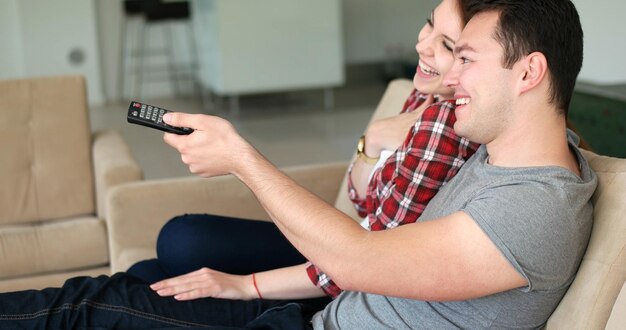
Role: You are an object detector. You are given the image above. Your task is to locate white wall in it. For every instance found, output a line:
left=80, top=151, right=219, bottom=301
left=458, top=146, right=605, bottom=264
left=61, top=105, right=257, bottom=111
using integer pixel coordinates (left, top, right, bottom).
left=0, top=0, right=104, bottom=105
left=342, top=0, right=626, bottom=85
left=94, top=0, right=439, bottom=101
left=3, top=0, right=622, bottom=105
left=573, top=0, right=626, bottom=84
left=342, top=0, right=438, bottom=64
left=94, top=0, right=122, bottom=103
left=0, top=1, right=24, bottom=78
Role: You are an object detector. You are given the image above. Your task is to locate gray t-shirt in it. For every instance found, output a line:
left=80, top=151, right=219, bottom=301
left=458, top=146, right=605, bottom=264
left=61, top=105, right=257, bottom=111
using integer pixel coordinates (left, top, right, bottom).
left=312, top=136, right=597, bottom=329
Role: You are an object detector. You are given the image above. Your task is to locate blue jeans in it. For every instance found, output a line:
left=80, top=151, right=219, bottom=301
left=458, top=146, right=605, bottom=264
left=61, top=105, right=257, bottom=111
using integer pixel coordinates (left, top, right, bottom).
left=128, top=214, right=308, bottom=283
left=0, top=273, right=314, bottom=329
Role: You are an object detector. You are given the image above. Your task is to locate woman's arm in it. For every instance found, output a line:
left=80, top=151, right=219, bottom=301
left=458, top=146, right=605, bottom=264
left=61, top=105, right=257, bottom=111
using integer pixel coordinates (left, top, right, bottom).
left=349, top=94, right=434, bottom=198
left=150, top=263, right=325, bottom=301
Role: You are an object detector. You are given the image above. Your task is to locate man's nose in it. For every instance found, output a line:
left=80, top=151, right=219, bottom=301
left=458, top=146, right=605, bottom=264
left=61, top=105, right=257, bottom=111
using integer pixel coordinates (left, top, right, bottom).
left=443, top=61, right=461, bottom=89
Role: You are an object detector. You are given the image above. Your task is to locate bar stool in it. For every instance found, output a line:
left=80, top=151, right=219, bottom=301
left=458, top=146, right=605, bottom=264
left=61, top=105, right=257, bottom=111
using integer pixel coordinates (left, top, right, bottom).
left=118, top=0, right=198, bottom=100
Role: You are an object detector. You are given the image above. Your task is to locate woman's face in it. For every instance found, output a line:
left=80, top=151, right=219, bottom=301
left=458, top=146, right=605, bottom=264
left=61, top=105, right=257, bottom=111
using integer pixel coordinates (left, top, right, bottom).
left=413, top=0, right=463, bottom=99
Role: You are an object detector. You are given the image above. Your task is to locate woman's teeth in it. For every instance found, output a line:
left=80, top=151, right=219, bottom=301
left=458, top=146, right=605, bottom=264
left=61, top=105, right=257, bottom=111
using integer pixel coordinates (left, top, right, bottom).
left=456, top=98, right=471, bottom=106
left=420, top=63, right=440, bottom=76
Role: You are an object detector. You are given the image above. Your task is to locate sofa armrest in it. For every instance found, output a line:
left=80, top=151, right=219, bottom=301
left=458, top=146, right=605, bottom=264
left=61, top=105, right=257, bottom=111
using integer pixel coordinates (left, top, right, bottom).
left=92, top=130, right=143, bottom=219
left=106, top=161, right=348, bottom=272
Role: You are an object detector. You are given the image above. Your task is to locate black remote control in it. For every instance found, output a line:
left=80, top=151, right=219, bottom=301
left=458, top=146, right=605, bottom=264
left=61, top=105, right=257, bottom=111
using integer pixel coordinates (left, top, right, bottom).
left=127, top=101, right=193, bottom=135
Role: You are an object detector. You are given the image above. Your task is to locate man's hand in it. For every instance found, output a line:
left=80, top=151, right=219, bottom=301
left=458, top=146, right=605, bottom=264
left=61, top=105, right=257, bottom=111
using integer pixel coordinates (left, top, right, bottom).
left=162, top=113, right=255, bottom=178
left=150, top=267, right=257, bottom=301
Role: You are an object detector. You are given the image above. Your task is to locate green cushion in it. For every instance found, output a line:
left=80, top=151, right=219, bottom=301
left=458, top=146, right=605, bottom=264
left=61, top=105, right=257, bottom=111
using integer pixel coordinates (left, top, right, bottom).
left=569, top=92, right=626, bottom=158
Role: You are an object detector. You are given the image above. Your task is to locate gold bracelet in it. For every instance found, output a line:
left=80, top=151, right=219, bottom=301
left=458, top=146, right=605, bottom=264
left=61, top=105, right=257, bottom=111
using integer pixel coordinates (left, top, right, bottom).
left=356, top=135, right=380, bottom=164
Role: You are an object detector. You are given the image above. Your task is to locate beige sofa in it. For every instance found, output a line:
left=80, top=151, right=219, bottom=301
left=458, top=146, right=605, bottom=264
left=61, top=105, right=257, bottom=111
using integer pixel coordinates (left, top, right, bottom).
left=106, top=79, right=626, bottom=329
left=0, top=75, right=143, bottom=292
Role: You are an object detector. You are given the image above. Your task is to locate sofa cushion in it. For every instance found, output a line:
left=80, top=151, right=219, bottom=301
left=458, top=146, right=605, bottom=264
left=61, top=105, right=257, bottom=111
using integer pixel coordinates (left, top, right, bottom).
left=116, top=248, right=157, bottom=274
left=0, top=76, right=94, bottom=225
left=606, top=281, right=626, bottom=330
left=0, top=216, right=108, bottom=279
left=0, top=266, right=110, bottom=293
left=547, top=150, right=626, bottom=328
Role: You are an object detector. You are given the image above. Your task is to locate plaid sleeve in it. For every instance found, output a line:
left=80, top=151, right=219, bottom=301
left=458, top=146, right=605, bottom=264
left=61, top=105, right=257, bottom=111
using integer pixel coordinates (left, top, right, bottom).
left=346, top=89, right=426, bottom=216
left=368, top=100, right=480, bottom=231
left=346, top=162, right=368, bottom=217
left=305, top=262, right=343, bottom=298
left=306, top=92, right=476, bottom=298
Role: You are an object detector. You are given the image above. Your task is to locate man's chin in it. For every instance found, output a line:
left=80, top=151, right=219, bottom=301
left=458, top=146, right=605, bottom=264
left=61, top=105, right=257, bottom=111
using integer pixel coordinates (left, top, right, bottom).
left=453, top=122, right=472, bottom=141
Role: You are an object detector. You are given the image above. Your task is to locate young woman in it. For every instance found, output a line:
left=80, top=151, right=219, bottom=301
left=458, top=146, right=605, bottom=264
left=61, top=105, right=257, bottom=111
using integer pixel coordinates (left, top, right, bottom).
left=0, top=1, right=481, bottom=329
left=128, top=0, right=479, bottom=302
left=0, top=0, right=477, bottom=328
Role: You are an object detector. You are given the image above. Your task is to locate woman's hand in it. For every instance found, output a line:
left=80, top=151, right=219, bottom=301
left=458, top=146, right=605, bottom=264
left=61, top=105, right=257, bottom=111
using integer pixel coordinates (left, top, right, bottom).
left=150, top=267, right=257, bottom=301
left=363, top=94, right=434, bottom=157
left=350, top=95, right=434, bottom=196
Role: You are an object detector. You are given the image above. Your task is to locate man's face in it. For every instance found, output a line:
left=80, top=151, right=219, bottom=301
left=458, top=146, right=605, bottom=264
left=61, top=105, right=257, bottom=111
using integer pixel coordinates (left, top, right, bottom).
left=444, top=11, right=518, bottom=145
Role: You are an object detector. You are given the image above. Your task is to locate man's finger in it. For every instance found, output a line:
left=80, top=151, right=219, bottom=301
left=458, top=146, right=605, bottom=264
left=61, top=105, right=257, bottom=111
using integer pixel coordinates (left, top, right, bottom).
left=163, top=112, right=204, bottom=130
left=163, top=132, right=185, bottom=149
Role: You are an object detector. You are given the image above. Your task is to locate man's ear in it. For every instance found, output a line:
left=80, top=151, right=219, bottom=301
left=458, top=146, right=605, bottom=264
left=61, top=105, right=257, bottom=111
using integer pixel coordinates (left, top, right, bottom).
left=518, top=52, right=548, bottom=94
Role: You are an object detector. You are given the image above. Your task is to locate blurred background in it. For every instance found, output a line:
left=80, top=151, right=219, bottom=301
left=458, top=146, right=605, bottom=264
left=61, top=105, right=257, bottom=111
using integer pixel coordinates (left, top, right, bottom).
left=1, top=0, right=624, bottom=179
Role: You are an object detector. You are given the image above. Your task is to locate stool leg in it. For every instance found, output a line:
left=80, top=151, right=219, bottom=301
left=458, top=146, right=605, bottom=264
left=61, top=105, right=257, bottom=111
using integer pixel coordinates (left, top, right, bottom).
left=324, top=87, right=335, bottom=111
left=165, top=24, right=181, bottom=97
left=229, top=95, right=240, bottom=117
left=136, top=23, right=148, bottom=99
left=186, top=21, right=201, bottom=99
left=200, top=86, right=215, bottom=113
left=117, top=16, right=128, bottom=101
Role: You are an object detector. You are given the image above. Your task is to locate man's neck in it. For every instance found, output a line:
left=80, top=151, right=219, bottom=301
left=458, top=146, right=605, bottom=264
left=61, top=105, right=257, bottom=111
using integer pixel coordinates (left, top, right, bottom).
left=485, top=107, right=580, bottom=176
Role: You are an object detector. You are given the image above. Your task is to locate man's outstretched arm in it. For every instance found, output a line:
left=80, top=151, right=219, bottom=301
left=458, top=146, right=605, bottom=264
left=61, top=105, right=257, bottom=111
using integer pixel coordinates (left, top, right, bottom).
left=163, top=112, right=526, bottom=301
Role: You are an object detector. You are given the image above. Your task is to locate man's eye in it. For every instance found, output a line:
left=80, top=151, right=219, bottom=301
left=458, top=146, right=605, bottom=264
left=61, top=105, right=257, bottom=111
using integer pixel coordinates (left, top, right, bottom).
left=443, top=42, right=453, bottom=52
left=460, top=57, right=470, bottom=64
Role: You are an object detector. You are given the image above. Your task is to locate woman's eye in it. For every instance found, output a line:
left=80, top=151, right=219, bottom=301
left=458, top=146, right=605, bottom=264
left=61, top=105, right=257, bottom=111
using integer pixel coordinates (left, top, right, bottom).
left=426, top=18, right=433, bottom=28
left=443, top=42, right=453, bottom=52
left=460, top=57, right=470, bottom=64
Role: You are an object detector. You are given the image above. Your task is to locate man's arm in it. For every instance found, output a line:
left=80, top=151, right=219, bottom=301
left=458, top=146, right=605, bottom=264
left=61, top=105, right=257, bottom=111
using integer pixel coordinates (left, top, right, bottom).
left=238, top=152, right=526, bottom=301
left=163, top=113, right=526, bottom=301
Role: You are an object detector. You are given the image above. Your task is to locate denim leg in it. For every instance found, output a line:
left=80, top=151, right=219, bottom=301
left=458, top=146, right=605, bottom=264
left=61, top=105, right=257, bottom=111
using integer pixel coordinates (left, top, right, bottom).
left=127, top=258, right=169, bottom=284
left=0, top=273, right=304, bottom=330
left=128, top=214, right=307, bottom=283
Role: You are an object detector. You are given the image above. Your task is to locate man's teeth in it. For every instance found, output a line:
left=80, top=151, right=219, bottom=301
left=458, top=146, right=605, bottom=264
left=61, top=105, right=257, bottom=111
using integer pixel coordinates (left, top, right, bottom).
left=456, top=98, right=471, bottom=106
left=420, top=63, right=440, bottom=75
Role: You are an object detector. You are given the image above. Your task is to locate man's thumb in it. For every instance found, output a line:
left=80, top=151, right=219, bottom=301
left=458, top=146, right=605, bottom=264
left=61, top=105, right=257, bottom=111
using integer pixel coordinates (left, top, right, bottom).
left=163, top=112, right=194, bottom=128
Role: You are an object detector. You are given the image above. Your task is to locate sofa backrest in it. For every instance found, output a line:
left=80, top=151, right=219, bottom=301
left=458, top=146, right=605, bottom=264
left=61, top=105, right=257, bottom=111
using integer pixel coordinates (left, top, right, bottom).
left=547, top=150, right=626, bottom=329
left=0, top=76, right=95, bottom=225
left=333, top=79, right=415, bottom=219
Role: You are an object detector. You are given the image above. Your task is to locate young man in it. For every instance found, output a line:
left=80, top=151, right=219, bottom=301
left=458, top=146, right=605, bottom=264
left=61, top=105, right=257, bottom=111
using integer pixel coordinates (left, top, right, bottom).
left=0, top=0, right=596, bottom=328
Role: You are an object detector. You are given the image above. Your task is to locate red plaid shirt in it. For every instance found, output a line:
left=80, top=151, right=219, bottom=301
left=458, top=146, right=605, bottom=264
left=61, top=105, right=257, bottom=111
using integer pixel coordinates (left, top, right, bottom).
left=306, top=89, right=480, bottom=298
